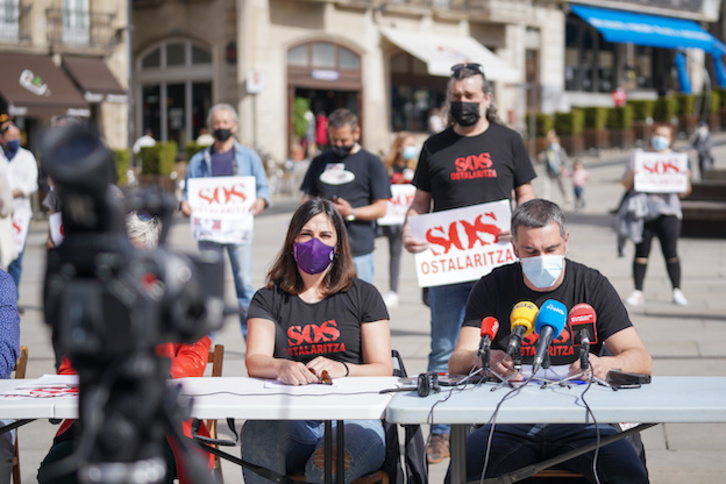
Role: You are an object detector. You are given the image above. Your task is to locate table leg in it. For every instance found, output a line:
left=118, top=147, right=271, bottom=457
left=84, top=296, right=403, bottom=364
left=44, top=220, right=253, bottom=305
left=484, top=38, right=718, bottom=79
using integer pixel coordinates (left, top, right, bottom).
left=325, top=420, right=333, bottom=484
left=450, top=424, right=467, bottom=484
left=337, top=420, right=345, bottom=484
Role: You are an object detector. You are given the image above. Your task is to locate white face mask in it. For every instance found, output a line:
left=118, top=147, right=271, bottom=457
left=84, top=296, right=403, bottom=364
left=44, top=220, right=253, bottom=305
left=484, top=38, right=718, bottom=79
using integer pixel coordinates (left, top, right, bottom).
left=520, top=254, right=564, bottom=289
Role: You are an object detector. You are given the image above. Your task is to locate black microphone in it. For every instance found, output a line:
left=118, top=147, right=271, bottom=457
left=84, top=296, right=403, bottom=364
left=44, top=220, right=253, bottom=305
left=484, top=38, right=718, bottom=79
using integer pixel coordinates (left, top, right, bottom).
left=478, top=317, right=499, bottom=372
left=532, top=299, right=567, bottom=374
left=568, top=303, right=598, bottom=372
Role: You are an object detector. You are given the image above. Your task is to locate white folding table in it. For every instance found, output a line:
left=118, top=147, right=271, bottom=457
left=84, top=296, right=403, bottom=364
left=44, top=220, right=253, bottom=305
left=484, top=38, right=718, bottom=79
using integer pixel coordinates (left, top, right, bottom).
left=385, top=376, right=726, bottom=483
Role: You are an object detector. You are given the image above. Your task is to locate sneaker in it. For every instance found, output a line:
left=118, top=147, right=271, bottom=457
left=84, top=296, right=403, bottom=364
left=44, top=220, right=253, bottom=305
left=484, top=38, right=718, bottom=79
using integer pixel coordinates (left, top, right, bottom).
left=672, top=288, right=688, bottom=306
left=382, top=291, right=399, bottom=308
left=625, top=290, right=645, bottom=306
left=426, top=434, right=450, bottom=464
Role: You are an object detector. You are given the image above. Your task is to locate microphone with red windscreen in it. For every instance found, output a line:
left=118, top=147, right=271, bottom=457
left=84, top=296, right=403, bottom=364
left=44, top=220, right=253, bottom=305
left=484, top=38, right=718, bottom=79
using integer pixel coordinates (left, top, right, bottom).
left=568, top=303, right=597, bottom=371
left=478, top=317, right=499, bottom=372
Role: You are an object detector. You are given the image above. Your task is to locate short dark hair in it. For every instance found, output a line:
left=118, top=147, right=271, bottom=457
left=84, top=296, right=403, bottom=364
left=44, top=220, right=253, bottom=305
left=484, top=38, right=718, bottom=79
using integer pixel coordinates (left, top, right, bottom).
left=511, top=199, right=567, bottom=246
left=327, top=108, right=358, bottom=132
left=447, top=63, right=499, bottom=124
left=266, top=198, right=356, bottom=295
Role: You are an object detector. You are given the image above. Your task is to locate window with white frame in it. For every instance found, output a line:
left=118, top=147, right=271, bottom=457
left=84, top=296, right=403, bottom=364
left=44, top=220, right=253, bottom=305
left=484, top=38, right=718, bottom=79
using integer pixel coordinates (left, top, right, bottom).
left=137, top=39, right=213, bottom=152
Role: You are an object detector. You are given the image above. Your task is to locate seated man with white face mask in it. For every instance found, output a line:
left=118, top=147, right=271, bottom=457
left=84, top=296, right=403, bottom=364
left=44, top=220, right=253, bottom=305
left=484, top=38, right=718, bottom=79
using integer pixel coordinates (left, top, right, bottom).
left=448, top=198, right=652, bottom=484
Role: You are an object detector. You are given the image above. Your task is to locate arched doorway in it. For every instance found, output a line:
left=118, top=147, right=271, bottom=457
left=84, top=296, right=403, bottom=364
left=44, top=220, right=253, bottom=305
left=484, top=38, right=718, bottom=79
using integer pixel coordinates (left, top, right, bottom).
left=136, top=39, right=213, bottom=152
left=287, top=39, right=363, bottom=157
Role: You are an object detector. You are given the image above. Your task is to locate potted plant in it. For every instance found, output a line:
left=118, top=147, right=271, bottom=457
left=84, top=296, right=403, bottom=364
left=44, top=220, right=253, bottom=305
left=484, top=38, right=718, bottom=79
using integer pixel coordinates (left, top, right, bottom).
left=554, top=108, right=584, bottom=156
left=628, top=99, right=656, bottom=144
left=606, top=105, right=633, bottom=149
left=582, top=106, right=608, bottom=151
left=676, top=93, right=698, bottom=135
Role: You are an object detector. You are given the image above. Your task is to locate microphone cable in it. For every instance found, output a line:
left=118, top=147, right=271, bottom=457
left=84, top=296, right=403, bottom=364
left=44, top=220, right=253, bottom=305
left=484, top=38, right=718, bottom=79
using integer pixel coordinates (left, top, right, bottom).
left=578, top=355, right=602, bottom=484
left=478, top=372, right=537, bottom=484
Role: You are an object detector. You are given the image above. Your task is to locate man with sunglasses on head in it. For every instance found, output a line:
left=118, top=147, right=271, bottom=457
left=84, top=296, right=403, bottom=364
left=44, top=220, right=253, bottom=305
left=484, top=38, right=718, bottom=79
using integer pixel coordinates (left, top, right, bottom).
left=401, top=63, right=537, bottom=464
left=0, top=114, right=38, bottom=297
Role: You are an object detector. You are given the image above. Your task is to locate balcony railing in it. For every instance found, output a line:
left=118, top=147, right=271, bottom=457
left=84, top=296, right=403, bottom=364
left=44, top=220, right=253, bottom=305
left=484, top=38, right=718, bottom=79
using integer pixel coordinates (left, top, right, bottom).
left=46, top=8, right=118, bottom=49
left=0, top=4, right=32, bottom=44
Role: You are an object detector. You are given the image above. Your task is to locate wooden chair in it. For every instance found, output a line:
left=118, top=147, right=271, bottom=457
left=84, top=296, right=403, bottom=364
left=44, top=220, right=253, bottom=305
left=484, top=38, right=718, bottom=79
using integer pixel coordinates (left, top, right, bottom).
left=12, top=346, right=28, bottom=484
left=206, top=344, right=224, bottom=481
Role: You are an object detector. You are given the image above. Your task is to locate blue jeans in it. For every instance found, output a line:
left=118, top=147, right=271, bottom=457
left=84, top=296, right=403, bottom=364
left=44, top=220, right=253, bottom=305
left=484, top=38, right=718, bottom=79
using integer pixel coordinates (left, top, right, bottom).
left=198, top=241, right=253, bottom=338
left=7, top=248, right=23, bottom=299
left=428, top=282, right=473, bottom=436
left=241, top=419, right=385, bottom=484
left=458, top=423, right=648, bottom=484
left=352, top=252, right=375, bottom=284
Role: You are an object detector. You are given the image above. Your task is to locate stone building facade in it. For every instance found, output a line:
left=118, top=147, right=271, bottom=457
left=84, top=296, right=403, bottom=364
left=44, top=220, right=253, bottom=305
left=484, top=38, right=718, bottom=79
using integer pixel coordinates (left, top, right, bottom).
left=130, top=0, right=724, bottom=162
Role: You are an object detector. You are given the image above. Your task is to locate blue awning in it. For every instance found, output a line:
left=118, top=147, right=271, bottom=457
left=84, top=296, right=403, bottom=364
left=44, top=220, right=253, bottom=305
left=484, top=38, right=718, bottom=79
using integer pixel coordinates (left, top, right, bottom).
left=570, top=4, right=726, bottom=55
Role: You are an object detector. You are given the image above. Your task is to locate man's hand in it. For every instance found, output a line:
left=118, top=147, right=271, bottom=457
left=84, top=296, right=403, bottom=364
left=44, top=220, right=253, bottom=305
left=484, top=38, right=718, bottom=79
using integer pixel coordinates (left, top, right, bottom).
left=401, top=226, right=428, bottom=253
left=569, top=353, right=612, bottom=382
left=12, top=189, right=22, bottom=199
left=180, top=200, right=192, bottom=217
left=249, top=197, right=267, bottom=216
left=488, top=350, right=524, bottom=381
left=332, top=197, right=353, bottom=218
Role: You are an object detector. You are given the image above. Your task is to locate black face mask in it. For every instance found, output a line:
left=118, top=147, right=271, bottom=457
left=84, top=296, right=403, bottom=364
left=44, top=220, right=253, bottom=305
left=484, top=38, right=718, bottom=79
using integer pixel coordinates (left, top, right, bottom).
left=333, top=144, right=354, bottom=158
left=449, top=101, right=481, bottom=127
left=213, top=128, right=233, bottom=142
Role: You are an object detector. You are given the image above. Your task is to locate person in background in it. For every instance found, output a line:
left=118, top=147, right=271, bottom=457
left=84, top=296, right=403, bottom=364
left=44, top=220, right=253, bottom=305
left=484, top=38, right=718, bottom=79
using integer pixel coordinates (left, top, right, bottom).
left=196, top=128, right=214, bottom=147
left=132, top=128, right=156, bottom=155
left=690, top=119, right=713, bottom=179
left=428, top=107, right=445, bottom=134
left=380, top=132, right=417, bottom=308
left=241, top=199, right=391, bottom=484
left=621, top=123, right=691, bottom=307
left=538, top=129, right=570, bottom=209
left=0, top=114, right=38, bottom=297
left=567, top=159, right=589, bottom=210
left=180, top=103, right=270, bottom=338
left=300, top=108, right=391, bottom=284
left=0, top=268, right=20, bottom=484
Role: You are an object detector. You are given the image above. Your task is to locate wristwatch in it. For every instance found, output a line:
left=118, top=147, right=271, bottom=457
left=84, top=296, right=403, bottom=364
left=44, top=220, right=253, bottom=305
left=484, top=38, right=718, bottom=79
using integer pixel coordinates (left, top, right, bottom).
left=346, top=208, right=356, bottom=222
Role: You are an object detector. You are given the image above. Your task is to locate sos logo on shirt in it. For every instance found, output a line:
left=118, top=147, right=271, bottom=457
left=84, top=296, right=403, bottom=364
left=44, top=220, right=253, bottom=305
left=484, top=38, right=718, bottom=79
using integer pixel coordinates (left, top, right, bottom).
left=451, top=152, right=498, bottom=181
left=284, top=319, right=347, bottom=357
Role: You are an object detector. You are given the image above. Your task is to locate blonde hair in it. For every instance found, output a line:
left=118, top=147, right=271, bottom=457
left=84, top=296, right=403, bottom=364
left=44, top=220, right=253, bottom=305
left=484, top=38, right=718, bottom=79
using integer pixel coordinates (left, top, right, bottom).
left=383, top=132, right=417, bottom=175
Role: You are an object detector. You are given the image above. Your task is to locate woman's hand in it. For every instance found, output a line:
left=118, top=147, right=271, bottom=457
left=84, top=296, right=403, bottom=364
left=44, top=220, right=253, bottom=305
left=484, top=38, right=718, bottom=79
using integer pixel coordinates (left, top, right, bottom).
left=277, top=360, right=319, bottom=386
left=306, top=356, right=349, bottom=380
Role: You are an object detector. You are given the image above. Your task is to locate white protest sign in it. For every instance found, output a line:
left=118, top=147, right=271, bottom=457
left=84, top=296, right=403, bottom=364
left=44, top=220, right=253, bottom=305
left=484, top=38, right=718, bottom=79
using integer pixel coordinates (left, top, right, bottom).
left=188, top=176, right=256, bottom=244
left=408, top=200, right=515, bottom=287
left=12, top=212, right=29, bottom=254
left=49, top=212, right=64, bottom=247
left=377, top=184, right=416, bottom=226
left=633, top=151, right=689, bottom=193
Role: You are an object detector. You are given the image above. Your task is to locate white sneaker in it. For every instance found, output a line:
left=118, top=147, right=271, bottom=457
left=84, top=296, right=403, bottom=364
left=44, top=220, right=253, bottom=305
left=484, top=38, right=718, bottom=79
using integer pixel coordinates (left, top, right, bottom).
left=625, top=290, right=645, bottom=306
left=383, top=291, right=399, bottom=308
left=672, top=288, right=688, bottom=306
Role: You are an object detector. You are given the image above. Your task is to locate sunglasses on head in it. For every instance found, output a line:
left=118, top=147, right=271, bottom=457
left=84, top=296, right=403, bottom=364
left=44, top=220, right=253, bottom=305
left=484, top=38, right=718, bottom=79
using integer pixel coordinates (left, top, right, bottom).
left=451, top=63, right=487, bottom=78
left=136, top=211, right=157, bottom=222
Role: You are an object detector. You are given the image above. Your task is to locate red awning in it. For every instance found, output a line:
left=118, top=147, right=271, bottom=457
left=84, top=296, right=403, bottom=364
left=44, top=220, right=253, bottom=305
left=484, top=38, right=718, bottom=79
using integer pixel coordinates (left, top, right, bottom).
left=62, top=55, right=127, bottom=103
left=0, top=52, right=90, bottom=118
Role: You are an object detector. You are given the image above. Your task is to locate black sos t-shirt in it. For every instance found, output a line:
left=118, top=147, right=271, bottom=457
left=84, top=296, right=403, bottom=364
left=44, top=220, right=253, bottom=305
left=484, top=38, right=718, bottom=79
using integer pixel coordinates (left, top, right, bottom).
left=248, top=279, right=389, bottom=364
left=463, top=260, right=633, bottom=366
left=412, top=124, right=536, bottom=212
left=300, top=149, right=392, bottom=257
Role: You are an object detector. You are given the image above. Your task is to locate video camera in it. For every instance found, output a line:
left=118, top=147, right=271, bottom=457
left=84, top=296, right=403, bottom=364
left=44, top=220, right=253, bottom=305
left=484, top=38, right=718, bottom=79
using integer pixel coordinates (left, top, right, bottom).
left=41, top=124, right=224, bottom=483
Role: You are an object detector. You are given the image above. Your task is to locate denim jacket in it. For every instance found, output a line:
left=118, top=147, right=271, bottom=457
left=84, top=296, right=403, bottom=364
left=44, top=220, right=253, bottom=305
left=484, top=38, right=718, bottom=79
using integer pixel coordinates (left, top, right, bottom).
left=182, top=140, right=270, bottom=204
